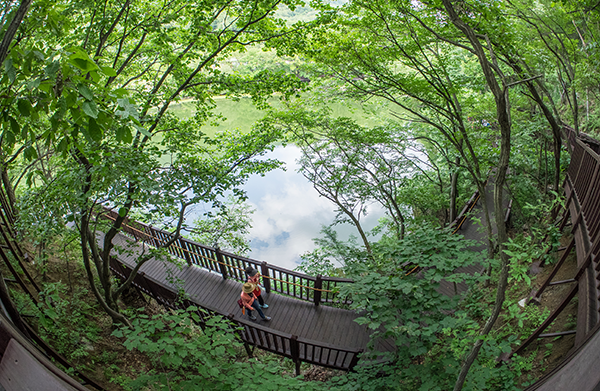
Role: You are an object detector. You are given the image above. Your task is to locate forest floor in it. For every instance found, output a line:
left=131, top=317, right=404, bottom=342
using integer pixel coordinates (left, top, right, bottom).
left=505, top=232, right=579, bottom=388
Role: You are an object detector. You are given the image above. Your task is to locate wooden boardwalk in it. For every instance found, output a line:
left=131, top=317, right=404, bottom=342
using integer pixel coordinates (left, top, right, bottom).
left=98, top=183, right=497, bottom=369
left=103, top=232, right=394, bottom=354
left=439, top=180, right=504, bottom=297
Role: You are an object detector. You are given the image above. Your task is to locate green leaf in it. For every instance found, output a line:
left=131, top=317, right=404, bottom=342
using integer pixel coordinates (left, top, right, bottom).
left=118, top=207, right=128, bottom=217
left=27, top=78, right=41, bottom=90
left=4, top=59, right=16, bottom=83
left=68, top=53, right=98, bottom=72
left=87, top=117, right=102, bottom=141
left=134, top=124, right=152, bottom=138
left=44, top=61, right=60, bottom=78
left=78, top=85, right=94, bottom=100
left=100, top=65, right=117, bottom=77
left=56, top=137, right=69, bottom=153
left=116, top=126, right=133, bottom=143
left=82, top=101, right=98, bottom=118
left=4, top=130, right=15, bottom=144
left=44, top=308, right=58, bottom=319
left=9, top=117, right=19, bottom=134
left=17, top=99, right=31, bottom=117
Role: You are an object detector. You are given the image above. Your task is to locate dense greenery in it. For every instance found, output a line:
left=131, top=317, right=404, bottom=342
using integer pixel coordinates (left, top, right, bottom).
left=0, top=0, right=597, bottom=389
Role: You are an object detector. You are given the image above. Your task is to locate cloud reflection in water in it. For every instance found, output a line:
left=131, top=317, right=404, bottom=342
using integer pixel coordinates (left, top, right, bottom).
left=244, top=146, right=383, bottom=270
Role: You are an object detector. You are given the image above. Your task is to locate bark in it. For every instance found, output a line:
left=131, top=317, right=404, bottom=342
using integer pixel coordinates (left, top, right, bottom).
left=80, top=212, right=131, bottom=327
left=450, top=157, right=460, bottom=222
left=0, top=0, right=32, bottom=218
left=0, top=0, right=32, bottom=66
left=440, top=1, right=512, bottom=389
left=504, top=58, right=562, bottom=192
left=1, top=165, right=16, bottom=214
left=338, top=203, right=372, bottom=255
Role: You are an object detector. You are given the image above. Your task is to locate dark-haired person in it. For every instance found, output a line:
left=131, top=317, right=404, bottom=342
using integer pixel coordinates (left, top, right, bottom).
left=245, top=266, right=268, bottom=308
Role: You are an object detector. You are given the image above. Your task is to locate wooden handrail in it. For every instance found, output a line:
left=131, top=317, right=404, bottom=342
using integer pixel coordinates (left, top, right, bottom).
left=102, top=213, right=344, bottom=294
left=101, top=183, right=485, bottom=302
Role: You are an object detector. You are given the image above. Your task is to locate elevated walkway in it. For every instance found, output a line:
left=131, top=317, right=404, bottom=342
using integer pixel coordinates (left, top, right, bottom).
left=100, top=181, right=494, bottom=372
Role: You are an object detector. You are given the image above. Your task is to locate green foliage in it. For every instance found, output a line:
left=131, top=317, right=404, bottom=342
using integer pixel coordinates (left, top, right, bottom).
left=336, top=225, right=491, bottom=390
left=297, top=225, right=365, bottom=276
left=503, top=236, right=540, bottom=286
left=36, top=283, right=102, bottom=363
left=112, top=307, right=329, bottom=390
left=191, top=194, right=255, bottom=255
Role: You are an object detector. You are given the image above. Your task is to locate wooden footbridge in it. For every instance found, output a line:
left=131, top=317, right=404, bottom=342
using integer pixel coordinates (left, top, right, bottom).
left=519, top=127, right=600, bottom=390
left=99, top=192, right=488, bottom=374
left=102, top=218, right=373, bottom=373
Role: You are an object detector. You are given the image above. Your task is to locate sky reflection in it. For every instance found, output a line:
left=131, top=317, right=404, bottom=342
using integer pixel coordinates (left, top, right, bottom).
left=243, top=146, right=383, bottom=270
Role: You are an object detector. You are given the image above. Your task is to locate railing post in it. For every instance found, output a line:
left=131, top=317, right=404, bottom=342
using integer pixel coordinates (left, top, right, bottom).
left=181, top=240, right=192, bottom=267
left=215, top=247, right=228, bottom=279
left=148, top=225, right=157, bottom=247
left=349, top=349, right=363, bottom=371
left=260, top=261, right=271, bottom=293
left=290, top=335, right=301, bottom=376
left=314, top=275, right=322, bottom=306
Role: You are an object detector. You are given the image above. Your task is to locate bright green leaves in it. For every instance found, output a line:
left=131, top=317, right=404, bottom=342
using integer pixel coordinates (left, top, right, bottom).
left=338, top=224, right=486, bottom=389
left=100, top=65, right=117, bottom=77
left=67, top=50, right=99, bottom=73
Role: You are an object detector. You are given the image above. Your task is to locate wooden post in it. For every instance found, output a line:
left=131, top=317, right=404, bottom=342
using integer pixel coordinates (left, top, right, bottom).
left=215, top=247, right=228, bottom=279
left=260, top=261, right=270, bottom=293
left=314, top=275, right=322, bottom=306
left=181, top=240, right=192, bottom=267
left=348, top=349, right=363, bottom=371
left=290, top=335, right=301, bottom=376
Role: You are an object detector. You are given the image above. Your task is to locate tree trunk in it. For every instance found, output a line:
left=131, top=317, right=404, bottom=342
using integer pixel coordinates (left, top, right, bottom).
left=0, top=0, right=33, bottom=66
left=449, top=157, right=460, bottom=223
left=1, top=165, right=17, bottom=215
left=440, top=1, right=512, bottom=389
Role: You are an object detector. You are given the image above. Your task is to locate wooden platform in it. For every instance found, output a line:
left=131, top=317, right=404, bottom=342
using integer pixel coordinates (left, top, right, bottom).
left=438, top=181, right=500, bottom=297
left=104, top=232, right=394, bottom=353
left=99, top=183, right=496, bottom=363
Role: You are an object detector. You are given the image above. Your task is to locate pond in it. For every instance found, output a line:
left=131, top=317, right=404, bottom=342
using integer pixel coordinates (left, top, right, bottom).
left=183, top=144, right=384, bottom=271
left=175, top=97, right=388, bottom=270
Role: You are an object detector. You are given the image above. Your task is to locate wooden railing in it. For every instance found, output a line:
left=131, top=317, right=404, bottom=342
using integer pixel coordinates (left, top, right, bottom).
left=515, top=126, right=600, bottom=355
left=0, top=311, right=93, bottom=391
left=102, top=208, right=354, bottom=306
left=102, top=175, right=489, bottom=307
left=449, top=188, right=481, bottom=234
left=109, top=257, right=362, bottom=374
